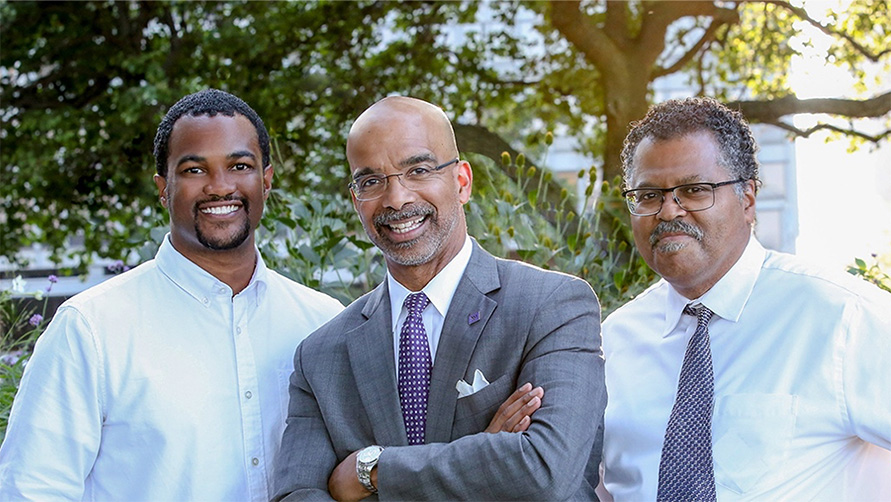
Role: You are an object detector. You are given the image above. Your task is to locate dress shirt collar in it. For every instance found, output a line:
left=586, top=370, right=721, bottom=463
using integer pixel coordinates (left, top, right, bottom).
left=154, top=233, right=267, bottom=307
left=662, top=234, right=765, bottom=337
left=388, top=234, right=473, bottom=321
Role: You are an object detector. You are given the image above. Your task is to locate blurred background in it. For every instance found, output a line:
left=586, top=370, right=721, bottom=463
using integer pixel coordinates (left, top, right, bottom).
left=2, top=0, right=889, bottom=308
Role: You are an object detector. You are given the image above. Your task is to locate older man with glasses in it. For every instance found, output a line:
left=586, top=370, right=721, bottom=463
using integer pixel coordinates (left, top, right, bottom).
left=273, top=96, right=606, bottom=501
left=601, top=96, right=891, bottom=501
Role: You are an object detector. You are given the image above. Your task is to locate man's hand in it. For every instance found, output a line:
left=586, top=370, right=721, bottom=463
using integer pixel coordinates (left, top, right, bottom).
left=485, top=382, right=544, bottom=433
left=328, top=450, right=375, bottom=502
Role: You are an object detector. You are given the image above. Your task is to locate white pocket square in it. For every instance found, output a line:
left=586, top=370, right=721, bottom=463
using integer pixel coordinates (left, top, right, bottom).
left=456, top=369, right=490, bottom=398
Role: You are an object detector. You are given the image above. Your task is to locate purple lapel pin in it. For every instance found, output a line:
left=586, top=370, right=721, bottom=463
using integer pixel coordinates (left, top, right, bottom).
left=468, top=311, right=480, bottom=325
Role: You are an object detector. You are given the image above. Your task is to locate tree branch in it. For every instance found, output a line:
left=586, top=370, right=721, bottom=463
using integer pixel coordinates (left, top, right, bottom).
left=729, top=92, right=891, bottom=122
left=759, top=0, right=890, bottom=62
left=652, top=13, right=735, bottom=78
left=767, top=120, right=890, bottom=142
left=548, top=0, right=622, bottom=71
left=604, top=1, right=628, bottom=50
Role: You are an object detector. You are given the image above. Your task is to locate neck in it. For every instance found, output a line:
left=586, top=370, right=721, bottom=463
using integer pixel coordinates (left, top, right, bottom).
left=173, top=240, right=258, bottom=296
left=388, top=247, right=461, bottom=293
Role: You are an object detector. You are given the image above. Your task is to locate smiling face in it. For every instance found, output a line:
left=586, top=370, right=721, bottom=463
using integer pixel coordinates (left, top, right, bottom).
left=347, top=97, right=471, bottom=285
left=154, top=113, right=272, bottom=263
left=628, top=131, right=756, bottom=299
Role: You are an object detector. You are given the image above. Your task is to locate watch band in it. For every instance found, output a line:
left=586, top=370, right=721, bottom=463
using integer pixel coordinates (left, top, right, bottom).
left=356, top=445, right=383, bottom=493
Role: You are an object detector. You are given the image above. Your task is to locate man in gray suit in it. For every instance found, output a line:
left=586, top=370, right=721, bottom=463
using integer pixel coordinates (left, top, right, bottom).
left=273, top=96, right=605, bottom=501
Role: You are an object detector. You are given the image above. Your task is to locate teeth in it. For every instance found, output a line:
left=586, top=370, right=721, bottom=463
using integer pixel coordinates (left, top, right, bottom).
left=389, top=217, right=424, bottom=234
left=201, top=205, right=238, bottom=215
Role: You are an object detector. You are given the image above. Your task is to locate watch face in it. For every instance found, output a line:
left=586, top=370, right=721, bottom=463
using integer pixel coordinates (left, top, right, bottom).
left=358, top=446, right=381, bottom=463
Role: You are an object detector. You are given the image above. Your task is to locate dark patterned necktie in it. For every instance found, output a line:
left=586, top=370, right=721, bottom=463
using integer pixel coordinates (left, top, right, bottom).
left=657, top=304, right=717, bottom=502
left=398, top=292, right=432, bottom=445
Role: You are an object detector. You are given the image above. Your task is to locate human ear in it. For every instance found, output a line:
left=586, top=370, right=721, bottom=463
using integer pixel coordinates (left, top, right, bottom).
left=456, top=160, right=473, bottom=204
left=263, top=164, right=274, bottom=199
left=742, top=179, right=757, bottom=222
left=153, top=174, right=169, bottom=208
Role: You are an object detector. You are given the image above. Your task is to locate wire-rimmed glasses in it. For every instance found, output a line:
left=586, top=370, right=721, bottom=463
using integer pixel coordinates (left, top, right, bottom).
left=348, top=158, right=460, bottom=201
left=622, top=179, right=747, bottom=216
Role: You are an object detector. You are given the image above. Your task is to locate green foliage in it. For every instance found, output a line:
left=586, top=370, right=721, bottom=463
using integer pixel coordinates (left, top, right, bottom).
left=3, top=1, right=888, bottom=268
left=0, top=0, right=508, bottom=267
left=258, top=189, right=383, bottom=306
left=467, top=148, right=657, bottom=315
left=847, top=254, right=891, bottom=293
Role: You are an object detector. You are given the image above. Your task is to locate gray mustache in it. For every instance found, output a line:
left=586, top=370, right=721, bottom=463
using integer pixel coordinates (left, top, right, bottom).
left=374, top=204, right=433, bottom=227
left=650, top=220, right=703, bottom=246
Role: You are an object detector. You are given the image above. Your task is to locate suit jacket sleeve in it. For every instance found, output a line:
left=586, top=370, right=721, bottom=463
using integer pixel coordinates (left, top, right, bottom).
left=377, top=276, right=604, bottom=501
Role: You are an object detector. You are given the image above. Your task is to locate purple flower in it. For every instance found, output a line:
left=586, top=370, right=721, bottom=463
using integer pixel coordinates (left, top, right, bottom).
left=107, top=260, right=127, bottom=274
left=46, top=274, right=59, bottom=293
left=28, top=314, right=43, bottom=327
left=0, top=350, right=24, bottom=366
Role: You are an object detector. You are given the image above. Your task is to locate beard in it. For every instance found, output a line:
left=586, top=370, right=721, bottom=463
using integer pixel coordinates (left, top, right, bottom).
left=369, top=201, right=459, bottom=266
left=194, top=196, right=252, bottom=251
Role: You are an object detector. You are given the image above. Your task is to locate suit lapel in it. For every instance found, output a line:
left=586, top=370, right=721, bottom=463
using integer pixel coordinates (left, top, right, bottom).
left=346, top=282, right=408, bottom=446
left=426, top=242, right=500, bottom=443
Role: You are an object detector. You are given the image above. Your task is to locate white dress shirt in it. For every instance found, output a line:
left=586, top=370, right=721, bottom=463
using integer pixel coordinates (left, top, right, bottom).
left=603, top=236, right=891, bottom=501
left=0, top=236, right=343, bottom=502
left=388, top=234, right=472, bottom=370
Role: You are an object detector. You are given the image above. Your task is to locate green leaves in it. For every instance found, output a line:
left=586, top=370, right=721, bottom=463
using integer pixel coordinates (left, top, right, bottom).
left=469, top=148, right=656, bottom=316
left=847, top=255, right=891, bottom=293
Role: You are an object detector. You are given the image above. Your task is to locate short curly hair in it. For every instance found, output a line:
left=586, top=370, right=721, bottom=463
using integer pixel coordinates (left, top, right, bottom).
left=621, top=97, right=760, bottom=195
left=153, top=89, right=270, bottom=177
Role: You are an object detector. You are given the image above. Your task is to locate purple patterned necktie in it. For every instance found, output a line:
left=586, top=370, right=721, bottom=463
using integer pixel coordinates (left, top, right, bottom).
left=657, top=304, right=717, bottom=502
left=398, top=292, right=432, bottom=445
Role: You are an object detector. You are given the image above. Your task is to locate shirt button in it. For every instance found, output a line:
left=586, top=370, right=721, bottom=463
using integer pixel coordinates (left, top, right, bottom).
left=236, top=327, right=242, bottom=335
left=202, top=297, right=209, bottom=305
left=245, top=390, right=252, bottom=399
left=251, top=457, right=259, bottom=466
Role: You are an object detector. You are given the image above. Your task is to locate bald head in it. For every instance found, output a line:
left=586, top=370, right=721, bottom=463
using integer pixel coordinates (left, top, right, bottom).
left=347, top=96, right=458, bottom=163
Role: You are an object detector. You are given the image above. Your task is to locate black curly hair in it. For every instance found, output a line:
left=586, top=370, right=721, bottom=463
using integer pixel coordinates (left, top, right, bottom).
left=153, top=89, right=270, bottom=177
left=621, top=97, right=761, bottom=195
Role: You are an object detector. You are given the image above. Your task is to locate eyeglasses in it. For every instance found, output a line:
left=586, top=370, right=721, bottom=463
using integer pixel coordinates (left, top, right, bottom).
left=348, top=158, right=460, bottom=201
left=622, top=179, right=747, bottom=216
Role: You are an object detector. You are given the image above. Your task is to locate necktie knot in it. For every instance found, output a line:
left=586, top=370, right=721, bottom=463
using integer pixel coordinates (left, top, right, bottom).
left=683, top=304, right=714, bottom=328
left=404, top=292, right=430, bottom=316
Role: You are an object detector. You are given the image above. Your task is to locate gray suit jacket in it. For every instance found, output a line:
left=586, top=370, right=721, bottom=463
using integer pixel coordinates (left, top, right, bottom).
left=273, top=241, right=605, bottom=501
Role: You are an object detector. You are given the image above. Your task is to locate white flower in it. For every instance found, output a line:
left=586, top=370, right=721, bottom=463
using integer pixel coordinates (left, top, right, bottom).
left=33, top=290, right=44, bottom=301
left=11, top=275, right=26, bottom=293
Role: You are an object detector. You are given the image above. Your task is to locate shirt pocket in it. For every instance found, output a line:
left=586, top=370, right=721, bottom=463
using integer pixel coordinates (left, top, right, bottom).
left=712, top=393, right=798, bottom=495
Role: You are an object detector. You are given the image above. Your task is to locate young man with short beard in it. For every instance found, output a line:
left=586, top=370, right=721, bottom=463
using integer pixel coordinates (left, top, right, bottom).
left=0, top=89, right=344, bottom=501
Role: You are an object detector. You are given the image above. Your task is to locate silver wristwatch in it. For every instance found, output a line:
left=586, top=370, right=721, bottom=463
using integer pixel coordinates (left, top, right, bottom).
left=356, top=445, right=384, bottom=494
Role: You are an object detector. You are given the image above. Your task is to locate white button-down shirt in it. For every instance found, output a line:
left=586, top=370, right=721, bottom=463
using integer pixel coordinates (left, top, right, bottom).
left=388, top=234, right=472, bottom=370
left=0, top=236, right=343, bottom=501
left=603, top=237, right=891, bottom=501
